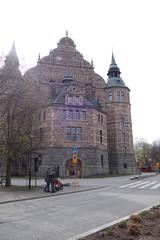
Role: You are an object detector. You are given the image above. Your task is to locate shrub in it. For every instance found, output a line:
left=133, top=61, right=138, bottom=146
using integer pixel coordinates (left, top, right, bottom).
left=106, top=229, right=114, bottom=237
left=128, top=223, right=141, bottom=236
left=130, top=214, right=142, bottom=223
left=140, top=210, right=149, bottom=217
left=118, top=220, right=127, bottom=228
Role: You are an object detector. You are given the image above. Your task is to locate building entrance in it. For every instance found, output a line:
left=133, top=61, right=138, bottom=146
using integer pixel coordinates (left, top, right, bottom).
left=66, top=159, right=82, bottom=177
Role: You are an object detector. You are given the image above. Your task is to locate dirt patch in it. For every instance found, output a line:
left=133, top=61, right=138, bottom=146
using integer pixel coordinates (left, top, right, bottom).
left=81, top=205, right=160, bottom=240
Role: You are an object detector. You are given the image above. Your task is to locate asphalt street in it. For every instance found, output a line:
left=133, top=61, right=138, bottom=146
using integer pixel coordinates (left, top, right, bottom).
left=0, top=174, right=160, bottom=240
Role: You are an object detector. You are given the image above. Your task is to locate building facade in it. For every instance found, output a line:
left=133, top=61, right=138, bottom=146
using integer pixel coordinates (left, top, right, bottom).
left=23, top=34, right=136, bottom=177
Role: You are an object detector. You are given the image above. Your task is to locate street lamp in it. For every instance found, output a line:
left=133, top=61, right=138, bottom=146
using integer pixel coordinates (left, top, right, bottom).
left=28, top=134, right=33, bottom=190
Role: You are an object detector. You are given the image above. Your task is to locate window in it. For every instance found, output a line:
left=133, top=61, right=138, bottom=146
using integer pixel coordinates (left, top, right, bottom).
left=124, top=163, right=127, bottom=169
left=120, top=132, right=125, bottom=142
left=116, top=91, right=124, bottom=102
left=75, top=96, right=79, bottom=104
left=100, top=130, right=103, bottom=143
left=74, top=110, right=80, bottom=120
left=62, top=110, right=66, bottom=119
left=101, top=155, right=104, bottom=168
left=82, top=111, right=86, bottom=120
left=68, top=96, right=73, bottom=104
left=69, top=110, right=73, bottom=119
left=98, top=114, right=100, bottom=123
left=108, top=92, right=113, bottom=101
left=120, top=114, right=125, bottom=130
left=124, top=146, right=127, bottom=155
left=116, top=91, right=121, bottom=101
left=39, top=128, right=44, bottom=142
left=101, top=115, right=103, bottom=124
left=120, top=91, right=124, bottom=101
left=43, top=111, right=46, bottom=120
left=65, top=127, right=82, bottom=141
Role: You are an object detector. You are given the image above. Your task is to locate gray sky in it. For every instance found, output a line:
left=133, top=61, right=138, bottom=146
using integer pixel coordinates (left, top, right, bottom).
left=0, top=0, right=160, bottom=143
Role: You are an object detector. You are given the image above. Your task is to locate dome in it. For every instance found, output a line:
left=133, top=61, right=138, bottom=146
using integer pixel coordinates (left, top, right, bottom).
left=107, top=77, right=126, bottom=88
left=58, top=37, right=76, bottom=48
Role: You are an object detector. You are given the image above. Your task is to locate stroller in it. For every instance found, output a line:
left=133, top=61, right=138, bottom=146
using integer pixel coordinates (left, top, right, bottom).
left=44, top=167, right=63, bottom=192
left=52, top=178, right=63, bottom=191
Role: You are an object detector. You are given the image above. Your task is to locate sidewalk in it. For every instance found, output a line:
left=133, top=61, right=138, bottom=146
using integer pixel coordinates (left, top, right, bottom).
left=0, top=178, right=108, bottom=204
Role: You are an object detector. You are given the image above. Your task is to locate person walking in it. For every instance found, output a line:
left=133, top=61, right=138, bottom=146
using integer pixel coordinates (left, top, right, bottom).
left=44, top=168, right=51, bottom=192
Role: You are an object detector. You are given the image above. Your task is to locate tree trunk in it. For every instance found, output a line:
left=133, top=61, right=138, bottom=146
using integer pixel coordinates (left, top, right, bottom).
left=5, top=157, right=12, bottom=186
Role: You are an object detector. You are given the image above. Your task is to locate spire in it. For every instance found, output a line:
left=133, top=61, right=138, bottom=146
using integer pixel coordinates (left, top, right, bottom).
left=107, top=52, right=120, bottom=78
left=62, top=66, right=73, bottom=85
left=38, top=53, right=41, bottom=62
left=107, top=53, right=126, bottom=88
left=65, top=30, right=68, bottom=37
left=9, top=41, right=17, bottom=56
left=91, top=59, right=94, bottom=68
left=5, top=41, right=19, bottom=67
left=111, top=51, right=116, bottom=65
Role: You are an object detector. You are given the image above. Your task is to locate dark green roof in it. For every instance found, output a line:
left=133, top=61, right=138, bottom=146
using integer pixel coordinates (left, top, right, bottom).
left=107, top=77, right=126, bottom=88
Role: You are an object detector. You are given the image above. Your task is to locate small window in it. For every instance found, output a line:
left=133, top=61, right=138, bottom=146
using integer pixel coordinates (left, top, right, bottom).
left=100, top=130, right=102, bottom=143
left=69, top=110, right=73, bottom=119
left=68, top=96, right=73, bottom=104
left=101, top=115, right=103, bottom=124
left=120, top=92, right=124, bottom=101
left=101, top=155, right=104, bottom=168
left=74, top=110, right=80, bottom=120
left=62, top=110, right=66, bottom=119
left=108, top=92, right=113, bottom=101
left=75, top=96, right=79, bottom=104
left=98, top=114, right=100, bottom=123
left=124, top=146, right=127, bottom=156
left=116, top=91, right=121, bottom=101
left=124, top=163, right=127, bottom=169
left=82, top=111, right=86, bottom=120
left=120, top=132, right=125, bottom=142
left=43, top=111, right=46, bottom=120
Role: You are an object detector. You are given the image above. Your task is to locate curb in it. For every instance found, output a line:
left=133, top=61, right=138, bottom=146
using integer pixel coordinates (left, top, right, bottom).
left=66, top=202, right=160, bottom=240
left=0, top=185, right=108, bottom=205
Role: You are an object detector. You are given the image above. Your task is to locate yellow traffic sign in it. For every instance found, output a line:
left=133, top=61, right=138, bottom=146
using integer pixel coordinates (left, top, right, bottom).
left=72, top=154, right=78, bottom=164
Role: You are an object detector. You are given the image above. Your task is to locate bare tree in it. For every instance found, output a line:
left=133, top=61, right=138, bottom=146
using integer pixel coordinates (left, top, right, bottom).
left=0, top=46, right=50, bottom=186
left=151, top=140, right=160, bottom=172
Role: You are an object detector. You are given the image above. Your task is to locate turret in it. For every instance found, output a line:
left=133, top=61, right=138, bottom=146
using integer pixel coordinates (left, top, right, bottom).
left=106, top=53, right=136, bottom=174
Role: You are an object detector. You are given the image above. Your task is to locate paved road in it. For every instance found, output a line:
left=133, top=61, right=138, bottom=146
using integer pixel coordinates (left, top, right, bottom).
left=0, top=174, right=160, bottom=240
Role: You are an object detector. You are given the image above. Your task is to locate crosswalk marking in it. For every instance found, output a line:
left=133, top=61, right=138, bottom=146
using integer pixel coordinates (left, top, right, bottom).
left=119, top=180, right=160, bottom=190
left=139, top=181, right=158, bottom=188
left=150, top=182, right=160, bottom=189
left=119, top=181, right=141, bottom=188
left=128, top=181, right=149, bottom=188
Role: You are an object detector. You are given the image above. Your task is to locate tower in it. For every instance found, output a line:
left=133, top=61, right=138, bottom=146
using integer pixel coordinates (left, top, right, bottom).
left=106, top=53, right=136, bottom=174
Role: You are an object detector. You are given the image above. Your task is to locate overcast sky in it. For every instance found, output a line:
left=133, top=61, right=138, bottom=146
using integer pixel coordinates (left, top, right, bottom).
left=0, top=0, right=160, bottom=143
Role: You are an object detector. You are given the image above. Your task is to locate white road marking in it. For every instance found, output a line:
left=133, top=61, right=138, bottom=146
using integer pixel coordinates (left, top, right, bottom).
left=150, top=182, right=160, bottom=189
left=139, top=181, right=158, bottom=188
left=128, top=181, right=149, bottom=188
left=119, top=181, right=141, bottom=188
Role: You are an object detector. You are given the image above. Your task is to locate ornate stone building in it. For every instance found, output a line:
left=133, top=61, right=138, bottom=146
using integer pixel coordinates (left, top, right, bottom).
left=23, top=34, right=136, bottom=177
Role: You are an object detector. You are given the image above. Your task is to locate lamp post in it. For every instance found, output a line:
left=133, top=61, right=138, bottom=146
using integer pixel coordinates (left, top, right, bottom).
left=28, top=135, right=33, bottom=190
